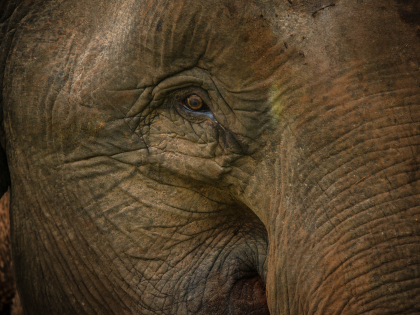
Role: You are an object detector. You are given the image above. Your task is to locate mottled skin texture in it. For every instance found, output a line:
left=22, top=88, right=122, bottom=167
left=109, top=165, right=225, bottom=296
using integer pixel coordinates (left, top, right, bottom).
left=1, top=0, right=420, bottom=314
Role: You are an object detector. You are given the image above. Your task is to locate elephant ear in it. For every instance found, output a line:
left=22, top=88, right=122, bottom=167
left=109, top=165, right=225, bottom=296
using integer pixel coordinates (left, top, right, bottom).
left=0, top=1, right=20, bottom=198
left=0, top=0, right=36, bottom=198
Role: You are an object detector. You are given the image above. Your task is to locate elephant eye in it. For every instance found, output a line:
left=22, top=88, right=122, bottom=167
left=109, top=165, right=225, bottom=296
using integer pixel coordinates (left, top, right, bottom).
left=184, top=94, right=209, bottom=111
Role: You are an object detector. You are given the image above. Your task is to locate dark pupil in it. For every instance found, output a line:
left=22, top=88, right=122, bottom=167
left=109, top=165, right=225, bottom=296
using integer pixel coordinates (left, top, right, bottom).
left=187, top=95, right=203, bottom=110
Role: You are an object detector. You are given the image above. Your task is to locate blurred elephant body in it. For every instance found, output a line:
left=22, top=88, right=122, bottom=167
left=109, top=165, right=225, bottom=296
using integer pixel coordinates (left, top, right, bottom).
left=1, top=0, right=420, bottom=314
left=0, top=190, right=22, bottom=315
left=0, top=190, right=13, bottom=313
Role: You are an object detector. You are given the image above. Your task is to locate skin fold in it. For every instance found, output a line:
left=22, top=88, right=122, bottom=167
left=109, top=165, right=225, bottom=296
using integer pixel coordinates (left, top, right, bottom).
left=0, top=0, right=420, bottom=314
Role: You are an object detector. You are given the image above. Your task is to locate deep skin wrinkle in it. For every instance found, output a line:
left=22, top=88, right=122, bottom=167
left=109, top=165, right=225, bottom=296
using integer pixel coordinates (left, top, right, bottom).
left=1, top=0, right=420, bottom=314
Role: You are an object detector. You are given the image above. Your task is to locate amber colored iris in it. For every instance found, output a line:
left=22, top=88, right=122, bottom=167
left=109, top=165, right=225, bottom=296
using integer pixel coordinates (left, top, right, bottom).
left=186, top=95, right=203, bottom=110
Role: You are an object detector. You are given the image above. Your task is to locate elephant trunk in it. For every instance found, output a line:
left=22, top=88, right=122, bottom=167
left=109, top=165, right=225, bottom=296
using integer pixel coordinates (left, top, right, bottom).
left=240, top=68, right=420, bottom=314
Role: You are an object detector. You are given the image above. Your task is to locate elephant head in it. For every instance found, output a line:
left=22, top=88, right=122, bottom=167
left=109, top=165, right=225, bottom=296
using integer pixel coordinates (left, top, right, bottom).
left=1, top=0, right=420, bottom=314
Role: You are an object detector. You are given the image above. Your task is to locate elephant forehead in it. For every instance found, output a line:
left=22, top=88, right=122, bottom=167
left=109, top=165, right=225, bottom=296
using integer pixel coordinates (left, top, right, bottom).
left=83, top=0, right=284, bottom=90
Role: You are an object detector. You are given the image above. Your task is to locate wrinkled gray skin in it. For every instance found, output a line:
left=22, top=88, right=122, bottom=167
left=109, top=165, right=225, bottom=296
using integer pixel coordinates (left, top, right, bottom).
left=1, top=0, right=420, bottom=314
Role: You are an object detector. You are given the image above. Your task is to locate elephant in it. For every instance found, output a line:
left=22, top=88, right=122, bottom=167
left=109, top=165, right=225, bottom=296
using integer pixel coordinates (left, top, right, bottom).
left=1, top=0, right=420, bottom=314
left=0, top=189, right=22, bottom=315
left=0, top=190, right=13, bottom=313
